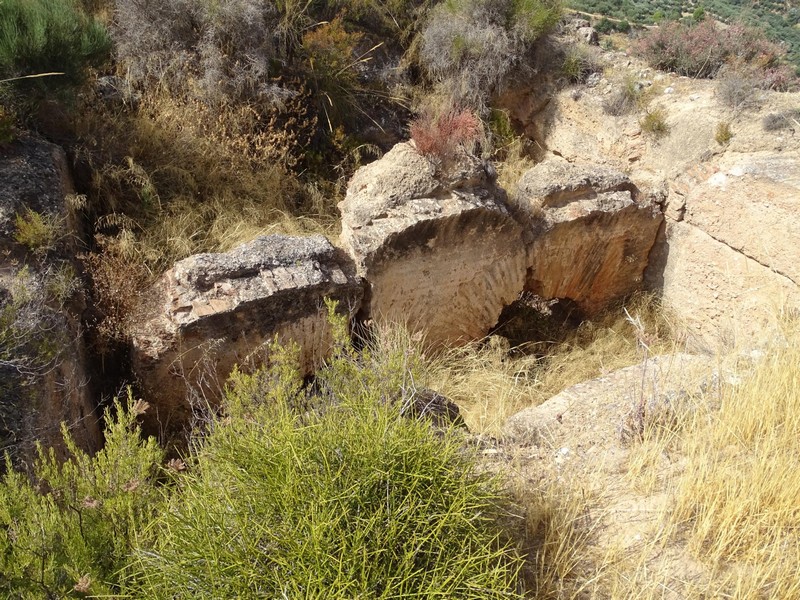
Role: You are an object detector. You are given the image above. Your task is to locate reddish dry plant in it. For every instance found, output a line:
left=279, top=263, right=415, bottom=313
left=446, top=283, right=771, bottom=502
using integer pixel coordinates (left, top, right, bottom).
left=634, top=18, right=796, bottom=89
left=410, top=109, right=481, bottom=159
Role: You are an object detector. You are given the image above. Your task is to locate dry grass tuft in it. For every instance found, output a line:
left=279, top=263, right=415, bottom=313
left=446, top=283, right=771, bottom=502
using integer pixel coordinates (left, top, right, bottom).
left=427, top=339, right=541, bottom=434
left=77, top=92, right=336, bottom=273
left=514, top=476, right=600, bottom=598
left=496, top=137, right=536, bottom=191
left=427, top=293, right=675, bottom=434
left=669, top=320, right=800, bottom=596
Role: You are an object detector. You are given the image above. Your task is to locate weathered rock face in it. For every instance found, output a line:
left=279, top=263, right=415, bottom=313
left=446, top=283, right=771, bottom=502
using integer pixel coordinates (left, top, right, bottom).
left=0, top=134, right=76, bottom=250
left=130, top=234, right=363, bottom=434
left=339, top=142, right=527, bottom=347
left=648, top=150, right=800, bottom=350
left=503, top=353, right=716, bottom=445
left=0, top=134, right=100, bottom=467
left=515, top=158, right=663, bottom=315
left=506, top=46, right=800, bottom=348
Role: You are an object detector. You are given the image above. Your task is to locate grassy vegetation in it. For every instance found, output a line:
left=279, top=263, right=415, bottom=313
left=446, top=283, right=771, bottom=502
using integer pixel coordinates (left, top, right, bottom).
left=0, top=0, right=110, bottom=104
left=132, top=349, right=521, bottom=597
left=427, top=294, right=674, bottom=434
left=0, top=309, right=525, bottom=597
left=669, top=323, right=800, bottom=596
left=500, top=316, right=800, bottom=598
left=639, top=106, right=669, bottom=137
left=560, top=43, right=603, bottom=84
left=4, top=283, right=799, bottom=597
left=5, top=0, right=800, bottom=595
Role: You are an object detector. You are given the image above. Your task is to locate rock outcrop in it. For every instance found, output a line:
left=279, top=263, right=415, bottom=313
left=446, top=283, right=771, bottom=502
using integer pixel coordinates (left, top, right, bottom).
left=130, top=234, right=363, bottom=435
left=339, top=142, right=527, bottom=347
left=648, top=149, right=800, bottom=349
left=515, top=158, right=663, bottom=315
left=511, top=50, right=800, bottom=348
left=503, top=353, right=716, bottom=445
left=0, top=134, right=100, bottom=466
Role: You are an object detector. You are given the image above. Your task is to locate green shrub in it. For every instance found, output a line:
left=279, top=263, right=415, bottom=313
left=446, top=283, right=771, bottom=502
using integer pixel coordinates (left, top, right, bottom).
left=0, top=0, right=110, bottom=94
left=595, top=17, right=615, bottom=34
left=640, top=107, right=670, bottom=137
left=129, top=309, right=523, bottom=598
left=595, top=17, right=629, bottom=34
left=0, top=393, right=164, bottom=598
left=13, top=208, right=61, bottom=254
left=511, top=0, right=562, bottom=42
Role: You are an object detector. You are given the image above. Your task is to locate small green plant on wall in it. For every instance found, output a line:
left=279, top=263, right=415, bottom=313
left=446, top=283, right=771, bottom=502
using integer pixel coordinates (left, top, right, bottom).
left=14, top=208, right=62, bottom=254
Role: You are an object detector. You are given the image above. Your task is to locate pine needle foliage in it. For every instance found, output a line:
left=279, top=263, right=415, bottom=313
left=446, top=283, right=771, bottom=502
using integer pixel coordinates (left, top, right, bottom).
left=0, top=0, right=110, bottom=94
left=130, top=306, right=523, bottom=599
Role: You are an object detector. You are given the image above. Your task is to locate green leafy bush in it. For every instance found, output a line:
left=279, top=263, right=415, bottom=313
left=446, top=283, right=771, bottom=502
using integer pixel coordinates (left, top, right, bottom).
left=0, top=306, right=523, bottom=597
left=129, top=311, right=522, bottom=598
left=0, top=393, right=164, bottom=598
left=595, top=17, right=630, bottom=34
left=595, top=17, right=615, bottom=33
left=0, top=0, right=110, bottom=94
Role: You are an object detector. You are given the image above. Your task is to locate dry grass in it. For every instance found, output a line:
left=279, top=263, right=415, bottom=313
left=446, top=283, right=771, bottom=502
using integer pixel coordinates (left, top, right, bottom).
left=496, top=137, right=536, bottom=191
left=426, top=294, right=674, bottom=434
left=426, top=339, right=541, bottom=434
left=514, top=476, right=601, bottom=599
left=669, top=320, right=800, bottom=596
left=501, top=316, right=800, bottom=598
left=76, top=92, right=337, bottom=274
